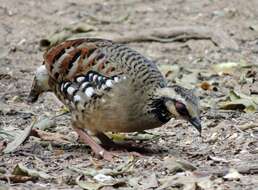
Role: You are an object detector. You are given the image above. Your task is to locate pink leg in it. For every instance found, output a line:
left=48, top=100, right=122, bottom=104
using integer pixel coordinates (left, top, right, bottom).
left=73, top=127, right=114, bottom=161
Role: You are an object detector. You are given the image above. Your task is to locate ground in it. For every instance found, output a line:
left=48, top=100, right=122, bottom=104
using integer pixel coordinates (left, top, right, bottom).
left=1, top=0, right=258, bottom=189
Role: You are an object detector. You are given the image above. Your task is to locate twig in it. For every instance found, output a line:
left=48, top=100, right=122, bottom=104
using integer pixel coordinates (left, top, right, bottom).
left=196, top=165, right=258, bottom=177
left=0, top=175, right=34, bottom=183
left=238, top=122, right=258, bottom=131
left=30, top=129, right=71, bottom=144
left=110, top=25, right=239, bottom=50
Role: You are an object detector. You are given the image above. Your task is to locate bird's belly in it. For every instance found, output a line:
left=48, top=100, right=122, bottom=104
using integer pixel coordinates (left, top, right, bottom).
left=74, top=107, right=162, bottom=133
left=69, top=80, right=164, bottom=133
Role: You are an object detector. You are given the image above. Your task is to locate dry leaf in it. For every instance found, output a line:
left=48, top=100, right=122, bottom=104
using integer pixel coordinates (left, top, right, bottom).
left=33, top=117, right=55, bottom=130
left=0, top=129, right=14, bottom=141
left=139, top=173, right=158, bottom=190
left=12, top=163, right=52, bottom=179
left=158, top=172, right=214, bottom=190
left=3, top=120, right=35, bottom=154
left=199, top=81, right=212, bottom=91
left=69, top=156, right=134, bottom=177
left=212, top=61, right=246, bottom=75
left=208, top=155, right=229, bottom=163
left=157, top=64, right=181, bottom=81
left=0, top=102, right=12, bottom=115
left=126, top=131, right=159, bottom=141
left=238, top=122, right=258, bottom=131
left=93, top=173, right=114, bottom=183
left=223, top=168, right=242, bottom=180
left=31, top=129, right=70, bottom=144
left=76, top=175, right=125, bottom=190
left=249, top=24, right=258, bottom=31
left=219, top=90, right=258, bottom=112
left=0, top=174, right=33, bottom=183
left=163, top=156, right=197, bottom=173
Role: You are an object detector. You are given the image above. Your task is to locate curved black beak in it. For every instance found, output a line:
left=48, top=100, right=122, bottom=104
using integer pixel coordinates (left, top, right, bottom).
left=189, top=117, right=202, bottom=135
left=27, top=78, right=40, bottom=104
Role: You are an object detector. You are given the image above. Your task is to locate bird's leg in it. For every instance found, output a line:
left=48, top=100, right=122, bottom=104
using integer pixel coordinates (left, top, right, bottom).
left=73, top=127, right=114, bottom=161
left=95, top=132, right=117, bottom=147
left=95, top=132, right=143, bottom=157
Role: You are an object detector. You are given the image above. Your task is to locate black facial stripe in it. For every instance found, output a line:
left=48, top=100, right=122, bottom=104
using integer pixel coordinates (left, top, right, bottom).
left=150, top=98, right=171, bottom=123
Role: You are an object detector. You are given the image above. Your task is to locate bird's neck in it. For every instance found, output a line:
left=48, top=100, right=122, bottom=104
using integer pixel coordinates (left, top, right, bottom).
left=149, top=97, right=171, bottom=124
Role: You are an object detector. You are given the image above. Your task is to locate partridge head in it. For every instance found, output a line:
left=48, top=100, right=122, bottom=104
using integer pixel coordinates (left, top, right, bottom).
left=28, top=65, right=50, bottom=103
left=157, top=85, right=201, bottom=134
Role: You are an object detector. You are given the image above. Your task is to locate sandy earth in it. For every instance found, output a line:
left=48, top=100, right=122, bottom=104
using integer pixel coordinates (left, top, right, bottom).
left=1, top=0, right=258, bottom=189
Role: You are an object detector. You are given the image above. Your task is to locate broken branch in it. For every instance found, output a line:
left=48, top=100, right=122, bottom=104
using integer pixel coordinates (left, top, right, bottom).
left=111, top=25, right=239, bottom=50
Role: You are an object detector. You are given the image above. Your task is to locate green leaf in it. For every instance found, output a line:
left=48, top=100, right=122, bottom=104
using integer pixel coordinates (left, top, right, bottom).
left=107, top=133, right=127, bottom=142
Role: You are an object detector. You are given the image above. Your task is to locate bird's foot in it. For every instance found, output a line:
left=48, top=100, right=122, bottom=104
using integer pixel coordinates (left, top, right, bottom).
left=96, top=132, right=144, bottom=157
left=73, top=127, right=116, bottom=161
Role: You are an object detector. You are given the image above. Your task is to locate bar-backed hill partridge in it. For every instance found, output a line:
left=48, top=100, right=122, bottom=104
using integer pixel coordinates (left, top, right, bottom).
left=28, top=38, right=201, bottom=161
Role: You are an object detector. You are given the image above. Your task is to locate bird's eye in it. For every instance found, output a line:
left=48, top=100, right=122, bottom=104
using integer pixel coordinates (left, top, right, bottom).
left=175, top=101, right=189, bottom=117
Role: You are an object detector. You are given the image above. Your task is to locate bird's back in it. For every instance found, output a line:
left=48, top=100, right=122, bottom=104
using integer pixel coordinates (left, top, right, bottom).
left=44, top=38, right=165, bottom=88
